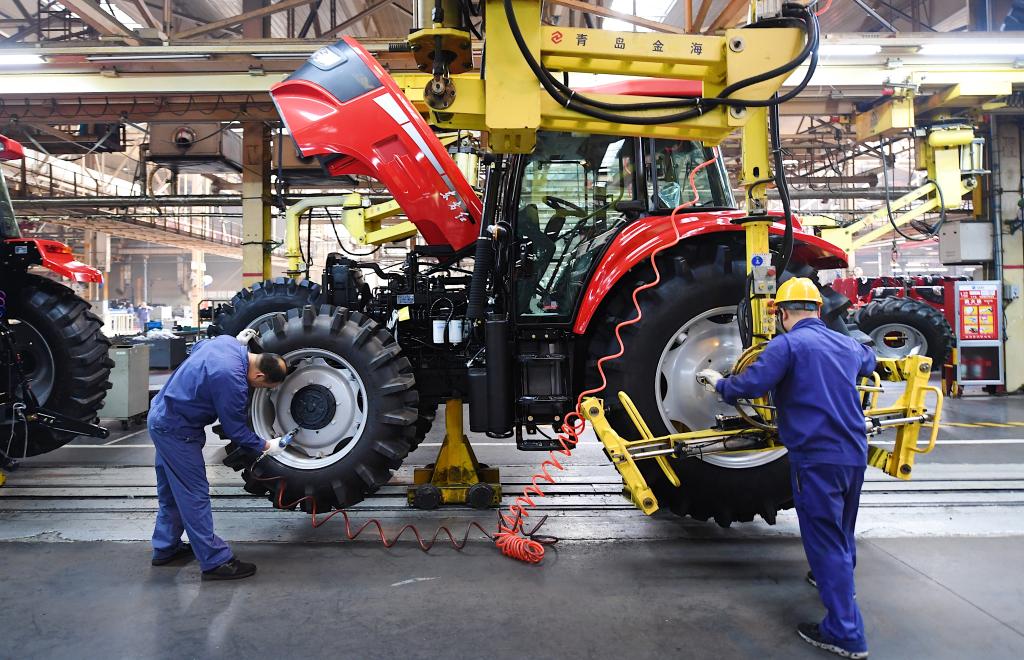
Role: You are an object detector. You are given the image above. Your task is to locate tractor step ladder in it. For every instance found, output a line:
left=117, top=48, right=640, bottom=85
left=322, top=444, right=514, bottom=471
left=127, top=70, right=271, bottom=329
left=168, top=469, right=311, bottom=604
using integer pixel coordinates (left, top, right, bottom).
left=408, top=398, right=502, bottom=509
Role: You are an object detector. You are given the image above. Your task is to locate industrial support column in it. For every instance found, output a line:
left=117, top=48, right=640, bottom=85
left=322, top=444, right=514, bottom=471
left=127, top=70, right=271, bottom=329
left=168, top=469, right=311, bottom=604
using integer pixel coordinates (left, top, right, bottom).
left=997, top=119, right=1024, bottom=391
left=241, top=122, right=272, bottom=286
left=190, top=249, right=206, bottom=326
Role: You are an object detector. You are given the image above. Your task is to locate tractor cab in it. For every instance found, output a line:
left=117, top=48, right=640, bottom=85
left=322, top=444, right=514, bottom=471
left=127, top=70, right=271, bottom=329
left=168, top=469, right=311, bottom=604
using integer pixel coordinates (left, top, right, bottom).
left=509, top=131, right=733, bottom=324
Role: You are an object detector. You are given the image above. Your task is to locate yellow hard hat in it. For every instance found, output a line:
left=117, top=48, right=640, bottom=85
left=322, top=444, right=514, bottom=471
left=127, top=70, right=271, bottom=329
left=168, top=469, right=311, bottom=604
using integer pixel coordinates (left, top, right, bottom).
left=775, top=277, right=822, bottom=307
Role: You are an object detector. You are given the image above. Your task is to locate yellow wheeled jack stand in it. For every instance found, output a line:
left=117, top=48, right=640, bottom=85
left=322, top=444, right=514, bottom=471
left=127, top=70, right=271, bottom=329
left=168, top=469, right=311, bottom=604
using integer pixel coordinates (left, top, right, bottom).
left=408, top=398, right=501, bottom=509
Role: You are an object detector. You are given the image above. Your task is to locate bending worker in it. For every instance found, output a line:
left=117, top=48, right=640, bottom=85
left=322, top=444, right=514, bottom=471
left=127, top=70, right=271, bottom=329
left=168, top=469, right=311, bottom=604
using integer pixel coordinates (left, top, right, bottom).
left=697, top=277, right=875, bottom=660
left=147, top=330, right=288, bottom=581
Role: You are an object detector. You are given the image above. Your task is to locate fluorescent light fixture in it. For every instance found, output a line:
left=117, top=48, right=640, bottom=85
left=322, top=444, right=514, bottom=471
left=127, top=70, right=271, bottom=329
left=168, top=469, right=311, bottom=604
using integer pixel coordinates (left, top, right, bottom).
left=919, top=41, right=1024, bottom=57
left=0, top=53, right=44, bottom=66
left=251, top=53, right=312, bottom=59
left=85, top=54, right=212, bottom=62
left=818, top=44, right=882, bottom=57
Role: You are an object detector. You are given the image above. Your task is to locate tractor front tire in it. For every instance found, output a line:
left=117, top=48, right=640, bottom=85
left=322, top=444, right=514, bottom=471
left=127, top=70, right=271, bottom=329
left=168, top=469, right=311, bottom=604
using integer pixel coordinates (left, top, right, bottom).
left=222, top=305, right=418, bottom=513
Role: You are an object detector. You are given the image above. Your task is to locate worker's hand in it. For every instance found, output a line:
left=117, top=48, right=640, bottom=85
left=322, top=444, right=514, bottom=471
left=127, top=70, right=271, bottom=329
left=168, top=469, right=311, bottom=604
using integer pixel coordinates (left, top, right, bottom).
left=264, top=437, right=286, bottom=456
left=235, top=328, right=258, bottom=347
left=696, top=369, right=723, bottom=393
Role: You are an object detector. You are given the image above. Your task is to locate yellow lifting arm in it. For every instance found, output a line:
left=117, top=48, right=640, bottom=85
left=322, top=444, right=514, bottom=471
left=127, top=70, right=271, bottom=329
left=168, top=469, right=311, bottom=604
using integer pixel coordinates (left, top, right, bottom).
left=284, top=195, right=418, bottom=277
left=818, top=124, right=982, bottom=254
left=400, top=0, right=809, bottom=153
left=581, top=354, right=943, bottom=515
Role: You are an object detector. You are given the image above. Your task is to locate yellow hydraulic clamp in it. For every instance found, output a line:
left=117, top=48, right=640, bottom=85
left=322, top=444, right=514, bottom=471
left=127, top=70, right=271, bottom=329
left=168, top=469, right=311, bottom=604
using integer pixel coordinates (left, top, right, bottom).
left=582, top=353, right=943, bottom=516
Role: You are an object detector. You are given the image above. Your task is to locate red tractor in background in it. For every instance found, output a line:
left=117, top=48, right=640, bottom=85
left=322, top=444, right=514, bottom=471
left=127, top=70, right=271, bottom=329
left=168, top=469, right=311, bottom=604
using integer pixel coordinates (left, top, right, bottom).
left=832, top=275, right=958, bottom=367
left=0, top=134, right=112, bottom=464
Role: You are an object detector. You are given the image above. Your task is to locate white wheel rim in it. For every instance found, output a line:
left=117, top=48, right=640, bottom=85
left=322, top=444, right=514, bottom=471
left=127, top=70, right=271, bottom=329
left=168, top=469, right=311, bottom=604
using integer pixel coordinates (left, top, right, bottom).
left=250, top=348, right=368, bottom=470
left=655, top=306, right=786, bottom=468
left=868, top=323, right=928, bottom=359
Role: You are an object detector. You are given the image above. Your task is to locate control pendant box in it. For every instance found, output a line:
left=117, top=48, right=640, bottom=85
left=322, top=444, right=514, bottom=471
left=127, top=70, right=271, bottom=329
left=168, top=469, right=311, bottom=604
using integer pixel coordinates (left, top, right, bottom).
left=939, top=222, right=993, bottom=265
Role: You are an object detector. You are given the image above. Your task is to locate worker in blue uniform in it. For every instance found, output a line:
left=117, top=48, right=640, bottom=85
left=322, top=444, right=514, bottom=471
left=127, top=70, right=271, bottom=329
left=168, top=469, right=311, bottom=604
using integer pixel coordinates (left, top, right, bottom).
left=697, top=277, right=876, bottom=659
left=147, top=330, right=288, bottom=581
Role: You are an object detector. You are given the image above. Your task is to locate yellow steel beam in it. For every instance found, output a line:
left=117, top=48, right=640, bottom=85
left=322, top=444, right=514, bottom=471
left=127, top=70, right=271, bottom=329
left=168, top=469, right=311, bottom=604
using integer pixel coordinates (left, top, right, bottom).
left=914, top=80, right=1014, bottom=117
left=854, top=94, right=915, bottom=143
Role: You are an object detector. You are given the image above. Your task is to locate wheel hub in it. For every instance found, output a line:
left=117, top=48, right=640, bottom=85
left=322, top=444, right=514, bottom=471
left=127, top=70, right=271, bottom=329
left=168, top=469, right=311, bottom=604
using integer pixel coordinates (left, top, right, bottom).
left=250, top=350, right=368, bottom=467
left=655, top=306, right=786, bottom=469
left=289, top=384, right=336, bottom=430
left=869, top=323, right=927, bottom=359
left=8, top=318, right=55, bottom=405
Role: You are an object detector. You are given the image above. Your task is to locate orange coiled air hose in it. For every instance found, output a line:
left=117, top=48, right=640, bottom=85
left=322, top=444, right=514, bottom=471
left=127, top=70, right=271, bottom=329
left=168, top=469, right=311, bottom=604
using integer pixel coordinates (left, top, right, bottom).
left=495, top=155, right=721, bottom=562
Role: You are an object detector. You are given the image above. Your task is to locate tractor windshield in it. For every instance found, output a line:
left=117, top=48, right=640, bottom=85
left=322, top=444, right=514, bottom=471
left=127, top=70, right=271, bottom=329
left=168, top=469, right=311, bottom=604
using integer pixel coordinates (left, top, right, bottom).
left=513, top=132, right=733, bottom=322
left=0, top=169, right=19, bottom=239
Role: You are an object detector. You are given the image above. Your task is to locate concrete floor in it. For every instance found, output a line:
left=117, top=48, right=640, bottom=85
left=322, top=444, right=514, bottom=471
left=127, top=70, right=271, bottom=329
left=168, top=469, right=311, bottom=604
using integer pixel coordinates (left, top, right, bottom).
left=2, top=379, right=1024, bottom=659
left=3, top=538, right=1023, bottom=659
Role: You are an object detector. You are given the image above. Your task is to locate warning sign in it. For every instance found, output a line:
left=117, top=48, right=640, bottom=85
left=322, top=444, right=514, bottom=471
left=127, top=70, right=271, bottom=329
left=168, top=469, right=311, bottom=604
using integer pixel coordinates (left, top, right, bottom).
left=958, top=284, right=999, bottom=341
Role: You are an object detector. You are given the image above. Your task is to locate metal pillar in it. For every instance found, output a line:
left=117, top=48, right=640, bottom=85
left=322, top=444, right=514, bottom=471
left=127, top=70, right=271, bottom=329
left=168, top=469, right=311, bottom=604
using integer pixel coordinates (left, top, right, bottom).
left=241, top=122, right=272, bottom=286
left=996, top=119, right=1023, bottom=390
left=190, top=250, right=205, bottom=326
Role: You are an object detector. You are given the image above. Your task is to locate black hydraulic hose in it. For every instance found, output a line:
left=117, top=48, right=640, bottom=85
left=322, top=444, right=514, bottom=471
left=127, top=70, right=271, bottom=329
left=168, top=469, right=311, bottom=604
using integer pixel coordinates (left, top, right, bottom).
left=500, top=0, right=819, bottom=124
left=878, top=141, right=947, bottom=242
left=467, top=159, right=503, bottom=320
left=770, top=98, right=795, bottom=276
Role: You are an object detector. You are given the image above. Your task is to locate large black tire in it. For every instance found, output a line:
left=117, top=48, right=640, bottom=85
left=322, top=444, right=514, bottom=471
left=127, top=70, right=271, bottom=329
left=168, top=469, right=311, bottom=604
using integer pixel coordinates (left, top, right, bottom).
left=207, top=277, right=322, bottom=337
left=586, top=244, right=850, bottom=527
left=222, top=305, right=418, bottom=513
left=210, top=276, right=438, bottom=449
left=4, top=274, right=112, bottom=456
left=855, top=297, right=952, bottom=368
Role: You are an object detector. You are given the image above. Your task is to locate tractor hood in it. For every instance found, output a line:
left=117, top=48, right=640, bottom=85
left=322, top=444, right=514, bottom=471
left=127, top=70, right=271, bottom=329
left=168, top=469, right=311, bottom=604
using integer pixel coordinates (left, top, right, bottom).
left=270, top=37, right=482, bottom=252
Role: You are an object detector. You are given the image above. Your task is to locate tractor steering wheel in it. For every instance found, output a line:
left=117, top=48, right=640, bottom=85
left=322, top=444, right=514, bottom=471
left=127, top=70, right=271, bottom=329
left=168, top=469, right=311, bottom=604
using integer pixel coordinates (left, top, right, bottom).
left=543, top=195, right=587, bottom=216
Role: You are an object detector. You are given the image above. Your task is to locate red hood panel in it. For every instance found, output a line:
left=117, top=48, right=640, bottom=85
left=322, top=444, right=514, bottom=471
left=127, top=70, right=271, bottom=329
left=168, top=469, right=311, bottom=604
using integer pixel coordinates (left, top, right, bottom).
left=270, top=38, right=482, bottom=252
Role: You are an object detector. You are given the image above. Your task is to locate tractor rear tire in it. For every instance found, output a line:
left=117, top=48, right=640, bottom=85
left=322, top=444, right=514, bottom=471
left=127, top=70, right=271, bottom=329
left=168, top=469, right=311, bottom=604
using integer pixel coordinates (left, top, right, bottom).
left=4, top=274, right=112, bottom=456
left=856, top=297, right=952, bottom=368
left=587, top=246, right=850, bottom=527
left=221, top=305, right=418, bottom=513
left=207, top=277, right=322, bottom=337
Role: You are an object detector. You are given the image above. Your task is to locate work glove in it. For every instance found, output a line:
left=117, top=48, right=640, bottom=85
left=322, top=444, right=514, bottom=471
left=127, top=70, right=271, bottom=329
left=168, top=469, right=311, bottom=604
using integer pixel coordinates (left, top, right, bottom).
left=235, top=328, right=264, bottom=353
left=235, top=328, right=258, bottom=346
left=264, top=437, right=287, bottom=456
left=696, top=369, right=723, bottom=393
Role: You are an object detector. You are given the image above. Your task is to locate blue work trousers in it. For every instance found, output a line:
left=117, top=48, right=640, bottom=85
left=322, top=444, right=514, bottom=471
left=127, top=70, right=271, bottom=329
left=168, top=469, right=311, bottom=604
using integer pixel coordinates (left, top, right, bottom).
left=791, top=462, right=867, bottom=653
left=150, top=427, right=233, bottom=571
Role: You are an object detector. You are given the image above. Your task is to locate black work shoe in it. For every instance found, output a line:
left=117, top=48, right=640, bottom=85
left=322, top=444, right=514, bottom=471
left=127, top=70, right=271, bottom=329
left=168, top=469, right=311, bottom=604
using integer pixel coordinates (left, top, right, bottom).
left=797, top=623, right=868, bottom=659
left=807, top=570, right=817, bottom=588
left=201, top=557, right=257, bottom=581
left=152, top=543, right=195, bottom=566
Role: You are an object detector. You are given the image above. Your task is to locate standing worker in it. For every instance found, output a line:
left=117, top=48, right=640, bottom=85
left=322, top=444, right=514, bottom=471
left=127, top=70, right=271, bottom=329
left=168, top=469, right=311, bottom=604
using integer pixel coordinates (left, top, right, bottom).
left=697, top=277, right=876, bottom=659
left=147, top=330, right=289, bottom=581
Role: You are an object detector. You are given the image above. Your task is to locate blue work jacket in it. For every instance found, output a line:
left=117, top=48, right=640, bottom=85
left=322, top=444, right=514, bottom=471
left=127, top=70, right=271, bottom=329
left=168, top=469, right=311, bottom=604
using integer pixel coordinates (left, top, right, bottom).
left=715, top=317, right=877, bottom=466
left=148, top=335, right=264, bottom=452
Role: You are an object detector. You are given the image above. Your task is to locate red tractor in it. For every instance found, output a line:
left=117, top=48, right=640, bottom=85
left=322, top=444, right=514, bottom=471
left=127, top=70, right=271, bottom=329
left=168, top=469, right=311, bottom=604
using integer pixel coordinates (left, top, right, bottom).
left=832, top=275, right=957, bottom=367
left=0, top=134, right=111, bottom=464
left=210, top=38, right=858, bottom=527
